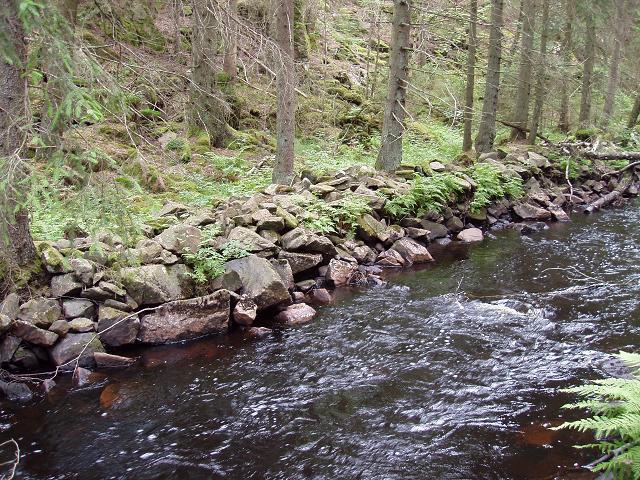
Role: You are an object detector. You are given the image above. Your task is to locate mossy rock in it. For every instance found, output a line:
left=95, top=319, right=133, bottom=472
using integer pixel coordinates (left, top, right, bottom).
left=96, top=2, right=166, bottom=52
left=574, top=128, right=599, bottom=141
left=327, top=84, right=364, bottom=106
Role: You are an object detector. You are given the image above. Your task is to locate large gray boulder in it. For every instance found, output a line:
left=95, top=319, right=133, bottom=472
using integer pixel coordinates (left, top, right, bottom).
left=0, top=293, right=20, bottom=321
left=97, top=306, right=140, bottom=347
left=227, top=227, right=276, bottom=253
left=12, top=321, right=59, bottom=346
left=390, top=238, right=434, bottom=264
left=278, top=251, right=323, bottom=274
left=356, top=215, right=389, bottom=244
left=18, top=298, right=61, bottom=327
left=280, top=228, right=337, bottom=256
left=138, top=290, right=231, bottom=344
left=226, top=255, right=291, bottom=310
left=51, top=273, right=83, bottom=297
left=513, top=203, right=553, bottom=221
left=120, top=264, right=193, bottom=307
left=155, top=224, right=203, bottom=254
left=62, top=299, right=95, bottom=319
left=49, top=333, right=105, bottom=368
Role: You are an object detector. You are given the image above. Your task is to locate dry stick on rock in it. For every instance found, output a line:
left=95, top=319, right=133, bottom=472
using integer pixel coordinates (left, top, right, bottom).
left=497, top=119, right=552, bottom=144
left=601, top=161, right=640, bottom=177
left=585, top=173, right=634, bottom=213
left=0, top=439, right=20, bottom=480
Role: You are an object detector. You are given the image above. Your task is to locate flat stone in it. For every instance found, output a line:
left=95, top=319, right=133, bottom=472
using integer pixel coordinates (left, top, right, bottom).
left=12, top=320, right=59, bottom=346
left=49, top=319, right=70, bottom=336
left=513, top=203, right=553, bottom=221
left=138, top=290, right=231, bottom=344
left=547, top=204, right=570, bottom=222
left=430, top=161, right=446, bottom=172
left=277, top=251, right=323, bottom=274
left=275, top=303, right=317, bottom=326
left=49, top=333, right=105, bottom=368
left=457, top=228, right=484, bottom=242
left=68, top=317, right=95, bottom=333
left=390, top=238, right=434, bottom=264
left=97, top=307, right=140, bottom=347
left=357, top=214, right=389, bottom=244
left=51, top=273, right=83, bottom=297
left=420, top=220, right=448, bottom=240
left=246, top=327, right=273, bottom=339
left=376, top=249, right=406, bottom=267
left=62, top=299, right=95, bottom=319
left=94, top=352, right=136, bottom=369
left=227, top=226, right=276, bottom=253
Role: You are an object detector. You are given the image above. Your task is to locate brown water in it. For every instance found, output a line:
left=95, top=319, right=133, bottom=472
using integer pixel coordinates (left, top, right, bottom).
left=1, top=202, right=639, bottom=480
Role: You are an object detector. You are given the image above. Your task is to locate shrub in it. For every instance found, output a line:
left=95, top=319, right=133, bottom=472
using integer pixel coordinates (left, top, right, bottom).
left=553, top=351, right=640, bottom=479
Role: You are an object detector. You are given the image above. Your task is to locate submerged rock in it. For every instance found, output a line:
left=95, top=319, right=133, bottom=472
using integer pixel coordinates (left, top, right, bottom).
left=138, top=290, right=231, bottom=344
left=0, top=380, right=33, bottom=403
left=94, top=352, right=136, bottom=369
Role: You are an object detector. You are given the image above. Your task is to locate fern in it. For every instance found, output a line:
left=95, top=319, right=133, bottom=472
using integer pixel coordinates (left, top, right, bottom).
left=553, top=351, right=640, bottom=479
left=299, top=193, right=372, bottom=237
left=183, top=239, right=249, bottom=284
left=468, top=163, right=523, bottom=213
left=384, top=172, right=465, bottom=218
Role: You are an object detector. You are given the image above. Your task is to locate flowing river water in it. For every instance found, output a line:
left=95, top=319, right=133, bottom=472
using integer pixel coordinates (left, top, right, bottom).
left=1, top=202, right=639, bottom=479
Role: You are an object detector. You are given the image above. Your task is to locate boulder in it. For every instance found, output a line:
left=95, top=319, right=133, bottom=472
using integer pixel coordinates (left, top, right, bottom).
left=430, top=161, right=447, bottom=172
left=252, top=209, right=286, bottom=231
left=357, top=214, right=389, bottom=244
left=547, top=204, right=570, bottom=222
left=155, top=224, right=202, bottom=254
left=0, top=380, right=33, bottom=403
left=11, top=347, right=39, bottom=370
left=41, top=245, right=69, bottom=274
left=351, top=245, right=377, bottom=264
left=275, top=303, right=317, bottom=326
left=226, top=256, right=291, bottom=310
left=311, top=288, right=332, bottom=304
left=51, top=273, right=83, bottom=297
left=97, top=307, right=140, bottom=347
left=445, top=216, right=464, bottom=233
left=138, top=290, right=231, bottom=344
left=527, top=151, right=551, bottom=169
left=270, top=259, right=295, bottom=291
left=18, top=298, right=61, bottom=327
left=457, top=228, right=484, bottom=242
left=131, top=239, right=178, bottom=265
left=0, top=293, right=20, bottom=320
left=376, top=249, right=406, bottom=267
left=246, top=327, right=272, bottom=339
left=12, top=321, right=59, bottom=347
left=69, top=258, right=95, bottom=285
left=94, top=352, right=136, bottom=369
left=49, top=319, right=71, bottom=336
left=278, top=251, right=323, bottom=274
left=386, top=225, right=406, bottom=245
left=513, top=203, right=553, bottom=221
left=390, top=238, right=434, bottom=264
left=233, top=296, right=258, bottom=326
left=281, top=227, right=309, bottom=250
left=62, top=299, right=95, bottom=319
left=0, top=336, right=21, bottom=363
left=524, top=178, right=550, bottom=205
left=405, top=227, right=430, bottom=240
left=420, top=220, right=448, bottom=240
left=326, top=259, right=358, bottom=286
left=227, top=226, right=276, bottom=253
left=120, top=264, right=193, bottom=307
left=0, top=314, right=11, bottom=334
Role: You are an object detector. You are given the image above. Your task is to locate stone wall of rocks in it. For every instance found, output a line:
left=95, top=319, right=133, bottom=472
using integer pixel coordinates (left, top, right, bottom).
left=1, top=149, right=639, bottom=393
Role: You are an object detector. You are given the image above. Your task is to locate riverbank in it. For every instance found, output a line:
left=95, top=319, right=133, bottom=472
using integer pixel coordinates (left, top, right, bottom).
left=1, top=146, right=639, bottom=402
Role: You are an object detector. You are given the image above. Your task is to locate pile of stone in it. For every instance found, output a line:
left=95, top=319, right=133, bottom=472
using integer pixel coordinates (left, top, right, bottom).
left=1, top=149, right=638, bottom=385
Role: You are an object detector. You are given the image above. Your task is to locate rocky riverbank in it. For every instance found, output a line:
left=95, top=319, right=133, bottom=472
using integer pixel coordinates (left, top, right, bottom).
left=1, top=147, right=639, bottom=402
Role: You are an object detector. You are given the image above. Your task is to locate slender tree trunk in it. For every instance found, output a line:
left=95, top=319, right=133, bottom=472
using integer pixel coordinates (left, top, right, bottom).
left=602, top=0, right=625, bottom=126
left=0, top=0, right=37, bottom=287
left=191, top=0, right=228, bottom=146
left=222, top=0, right=238, bottom=79
left=628, top=94, right=640, bottom=128
left=475, top=0, right=504, bottom=154
left=292, top=0, right=309, bottom=61
left=375, top=0, right=411, bottom=172
left=462, top=0, right=477, bottom=152
left=172, top=0, right=182, bottom=54
left=578, top=10, right=596, bottom=127
left=528, top=0, right=549, bottom=144
left=273, top=0, right=296, bottom=184
left=416, top=8, right=428, bottom=67
left=505, top=0, right=523, bottom=69
left=558, top=0, right=575, bottom=132
left=510, top=0, right=536, bottom=141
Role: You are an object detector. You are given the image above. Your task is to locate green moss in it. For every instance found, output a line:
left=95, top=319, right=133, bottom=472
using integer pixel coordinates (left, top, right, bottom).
left=327, top=84, right=364, bottom=105
left=575, top=128, right=599, bottom=141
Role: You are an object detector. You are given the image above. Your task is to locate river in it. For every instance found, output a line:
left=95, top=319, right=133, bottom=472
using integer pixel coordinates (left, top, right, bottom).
left=1, top=202, right=639, bottom=479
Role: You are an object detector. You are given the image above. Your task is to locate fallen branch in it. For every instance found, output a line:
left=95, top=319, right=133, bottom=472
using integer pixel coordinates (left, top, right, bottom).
left=584, top=151, right=640, bottom=161
left=496, top=119, right=552, bottom=144
left=601, top=161, right=640, bottom=177
left=585, top=173, right=633, bottom=214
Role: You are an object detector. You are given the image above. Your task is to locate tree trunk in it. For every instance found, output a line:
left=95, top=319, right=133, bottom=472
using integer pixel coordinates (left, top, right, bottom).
left=273, top=0, right=296, bottom=184
left=0, top=0, right=37, bottom=284
left=375, top=0, right=411, bottom=172
left=528, top=0, right=549, bottom=144
left=578, top=10, right=596, bottom=127
left=505, top=0, right=523, bottom=69
left=628, top=94, right=640, bottom=128
left=558, top=0, right=575, bottom=132
left=293, top=0, right=309, bottom=61
left=509, top=0, right=536, bottom=141
left=190, top=0, right=228, bottom=147
left=462, top=0, right=477, bottom=152
left=475, top=0, right=504, bottom=154
left=602, top=0, right=625, bottom=126
left=222, top=0, right=238, bottom=79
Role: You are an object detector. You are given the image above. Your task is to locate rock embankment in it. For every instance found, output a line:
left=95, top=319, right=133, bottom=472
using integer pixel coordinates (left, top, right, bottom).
left=1, top=149, right=639, bottom=399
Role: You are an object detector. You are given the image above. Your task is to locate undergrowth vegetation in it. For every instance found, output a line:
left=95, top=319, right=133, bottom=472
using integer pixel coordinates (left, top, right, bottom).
left=183, top=238, right=249, bottom=284
left=469, top=163, right=524, bottom=212
left=384, top=173, right=465, bottom=218
left=553, top=352, right=640, bottom=479
left=299, top=193, right=372, bottom=236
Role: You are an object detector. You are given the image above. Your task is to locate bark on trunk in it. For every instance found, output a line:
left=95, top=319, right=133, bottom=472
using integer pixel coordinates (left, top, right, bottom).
left=475, top=0, right=504, bottom=154
left=628, top=94, right=640, bottom=129
left=0, top=0, right=37, bottom=281
left=222, top=0, right=238, bottom=79
left=273, top=0, right=296, bottom=184
left=505, top=0, right=524, bottom=68
left=578, top=10, right=596, bottom=127
left=190, top=0, right=228, bottom=147
left=528, top=0, right=549, bottom=144
left=602, top=0, right=625, bottom=126
left=375, top=0, right=411, bottom=172
left=558, top=0, right=575, bottom=132
left=509, top=0, right=536, bottom=141
left=462, top=0, right=477, bottom=152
